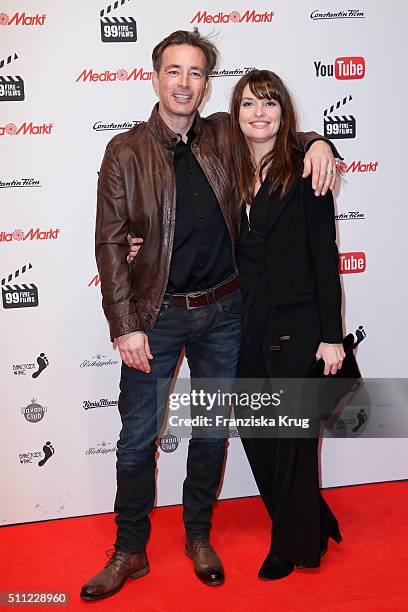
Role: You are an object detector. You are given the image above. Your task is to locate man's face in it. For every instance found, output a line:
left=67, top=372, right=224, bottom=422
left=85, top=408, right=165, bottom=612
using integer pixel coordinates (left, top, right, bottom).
left=152, top=44, right=209, bottom=122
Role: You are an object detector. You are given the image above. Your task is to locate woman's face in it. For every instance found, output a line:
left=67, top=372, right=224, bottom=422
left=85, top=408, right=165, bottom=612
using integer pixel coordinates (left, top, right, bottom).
left=238, top=84, right=282, bottom=147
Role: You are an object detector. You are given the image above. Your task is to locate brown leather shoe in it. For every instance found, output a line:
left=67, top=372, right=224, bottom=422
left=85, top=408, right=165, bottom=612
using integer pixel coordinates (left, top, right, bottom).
left=185, top=539, right=224, bottom=586
left=80, top=549, right=149, bottom=601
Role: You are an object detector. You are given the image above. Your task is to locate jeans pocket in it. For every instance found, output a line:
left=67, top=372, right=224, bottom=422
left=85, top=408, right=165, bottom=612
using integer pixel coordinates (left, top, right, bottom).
left=216, top=289, right=244, bottom=317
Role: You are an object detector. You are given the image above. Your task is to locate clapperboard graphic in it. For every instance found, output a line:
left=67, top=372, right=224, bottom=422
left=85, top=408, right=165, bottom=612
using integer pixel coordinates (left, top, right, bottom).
left=1, top=263, right=39, bottom=309
left=323, top=95, right=356, bottom=139
left=0, top=53, right=25, bottom=101
left=100, top=0, right=137, bottom=43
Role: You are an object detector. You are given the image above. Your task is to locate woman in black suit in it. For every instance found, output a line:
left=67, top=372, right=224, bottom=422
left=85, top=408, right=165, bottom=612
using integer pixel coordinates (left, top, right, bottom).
left=231, top=69, right=345, bottom=579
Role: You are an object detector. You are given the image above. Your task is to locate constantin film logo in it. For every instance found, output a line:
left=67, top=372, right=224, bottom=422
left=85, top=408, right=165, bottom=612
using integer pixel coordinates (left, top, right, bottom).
left=93, top=120, right=142, bottom=132
left=191, top=9, right=275, bottom=24
left=0, top=52, right=25, bottom=101
left=210, top=66, right=255, bottom=78
left=19, top=441, right=55, bottom=466
left=314, top=56, right=365, bottom=79
left=76, top=67, right=152, bottom=83
left=1, top=262, right=39, bottom=309
left=323, top=94, right=355, bottom=139
left=0, top=121, right=54, bottom=136
left=0, top=177, right=41, bottom=188
left=310, top=9, right=365, bottom=20
left=21, top=398, right=47, bottom=423
left=339, top=252, right=366, bottom=274
left=335, top=210, right=365, bottom=221
left=0, top=11, right=47, bottom=26
left=0, top=227, right=60, bottom=243
left=99, top=0, right=137, bottom=43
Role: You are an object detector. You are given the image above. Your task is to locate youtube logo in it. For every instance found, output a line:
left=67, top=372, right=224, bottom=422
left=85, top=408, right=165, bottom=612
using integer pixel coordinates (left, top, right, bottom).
left=339, top=252, right=366, bottom=274
left=315, top=56, right=365, bottom=80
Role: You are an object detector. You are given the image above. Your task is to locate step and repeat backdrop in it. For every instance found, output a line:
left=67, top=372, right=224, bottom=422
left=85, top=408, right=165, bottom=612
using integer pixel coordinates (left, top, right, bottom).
left=1, top=1, right=407, bottom=525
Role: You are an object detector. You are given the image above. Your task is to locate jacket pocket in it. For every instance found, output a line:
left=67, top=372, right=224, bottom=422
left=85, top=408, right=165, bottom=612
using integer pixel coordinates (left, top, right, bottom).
left=287, top=247, right=317, bottom=295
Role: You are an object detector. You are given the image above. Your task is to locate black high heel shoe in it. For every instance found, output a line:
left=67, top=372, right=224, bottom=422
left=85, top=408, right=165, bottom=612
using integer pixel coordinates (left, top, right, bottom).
left=296, top=525, right=343, bottom=569
left=258, top=554, right=294, bottom=580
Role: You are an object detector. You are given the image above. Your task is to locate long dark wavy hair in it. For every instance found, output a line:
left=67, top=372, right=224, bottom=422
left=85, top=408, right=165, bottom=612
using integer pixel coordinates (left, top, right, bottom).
left=230, top=69, right=303, bottom=204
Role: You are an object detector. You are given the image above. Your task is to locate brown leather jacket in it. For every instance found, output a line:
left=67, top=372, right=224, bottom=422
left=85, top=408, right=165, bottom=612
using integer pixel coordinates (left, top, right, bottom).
left=96, top=105, right=327, bottom=340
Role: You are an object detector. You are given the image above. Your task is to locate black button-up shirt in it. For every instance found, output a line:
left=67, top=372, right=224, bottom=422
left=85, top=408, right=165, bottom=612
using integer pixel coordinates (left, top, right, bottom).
left=166, top=125, right=235, bottom=294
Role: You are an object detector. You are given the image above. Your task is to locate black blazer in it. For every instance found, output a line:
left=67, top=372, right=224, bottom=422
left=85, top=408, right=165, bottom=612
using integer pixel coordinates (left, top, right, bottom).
left=240, top=175, right=343, bottom=344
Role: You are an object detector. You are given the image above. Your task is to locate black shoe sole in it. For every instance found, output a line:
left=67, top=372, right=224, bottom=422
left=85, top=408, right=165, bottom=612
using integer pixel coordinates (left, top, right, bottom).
left=80, top=565, right=149, bottom=602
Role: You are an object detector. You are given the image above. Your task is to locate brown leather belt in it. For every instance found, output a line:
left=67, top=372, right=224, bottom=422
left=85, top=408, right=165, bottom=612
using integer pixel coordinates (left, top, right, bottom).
left=164, top=276, right=239, bottom=309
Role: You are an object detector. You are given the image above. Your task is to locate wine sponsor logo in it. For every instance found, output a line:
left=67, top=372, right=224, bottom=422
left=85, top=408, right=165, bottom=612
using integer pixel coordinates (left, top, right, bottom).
left=76, top=68, right=153, bottom=83
left=19, top=442, right=55, bottom=466
left=0, top=12, right=47, bottom=26
left=1, top=262, right=39, bottom=309
left=323, top=95, right=356, bottom=139
left=0, top=228, right=60, bottom=243
left=0, top=52, right=25, bottom=101
left=310, top=9, right=365, bottom=20
left=0, top=177, right=41, bottom=188
left=191, top=9, right=275, bottom=24
left=99, top=0, right=137, bottom=43
left=86, top=441, right=117, bottom=455
left=21, top=398, right=47, bottom=423
left=80, top=354, right=119, bottom=368
left=93, top=120, right=142, bottom=132
left=12, top=352, right=49, bottom=378
left=314, top=56, right=365, bottom=79
left=339, top=252, right=366, bottom=274
left=0, top=121, right=54, bottom=136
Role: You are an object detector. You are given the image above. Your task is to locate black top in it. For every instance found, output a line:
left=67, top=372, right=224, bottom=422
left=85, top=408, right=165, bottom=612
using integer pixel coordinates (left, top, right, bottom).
left=166, top=124, right=235, bottom=294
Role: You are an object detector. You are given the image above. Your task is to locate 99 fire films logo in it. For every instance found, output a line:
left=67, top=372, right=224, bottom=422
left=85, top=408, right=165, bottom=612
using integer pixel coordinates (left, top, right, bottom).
left=1, top=262, right=39, bottom=309
left=323, top=95, right=355, bottom=139
left=100, top=0, right=137, bottom=43
left=0, top=52, right=25, bottom=101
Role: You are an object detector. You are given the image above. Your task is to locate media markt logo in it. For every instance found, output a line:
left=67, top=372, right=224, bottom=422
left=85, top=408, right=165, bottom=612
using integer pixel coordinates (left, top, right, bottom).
left=191, top=9, right=275, bottom=24
left=345, top=160, right=379, bottom=173
left=19, top=441, right=55, bottom=466
left=314, top=56, right=365, bottom=80
left=310, top=9, right=365, bottom=20
left=0, top=227, right=60, bottom=243
left=323, top=94, right=356, bottom=139
left=1, top=262, right=39, bottom=309
left=0, top=121, right=54, bottom=136
left=76, top=67, right=153, bottom=83
left=210, top=66, right=255, bottom=78
left=21, top=398, right=47, bottom=423
left=335, top=211, right=366, bottom=221
left=12, top=352, right=49, bottom=378
left=86, top=441, right=117, bottom=456
left=83, top=398, right=118, bottom=410
left=339, top=252, right=366, bottom=274
left=159, top=429, right=181, bottom=453
left=99, top=0, right=137, bottom=43
left=93, top=120, right=142, bottom=132
left=0, top=52, right=25, bottom=101
left=0, top=11, right=47, bottom=26
left=80, top=354, right=119, bottom=368
left=0, top=177, right=41, bottom=188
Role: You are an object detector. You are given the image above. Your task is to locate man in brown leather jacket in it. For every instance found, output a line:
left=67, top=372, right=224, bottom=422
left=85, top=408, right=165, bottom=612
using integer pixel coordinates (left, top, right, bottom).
left=81, top=30, right=339, bottom=601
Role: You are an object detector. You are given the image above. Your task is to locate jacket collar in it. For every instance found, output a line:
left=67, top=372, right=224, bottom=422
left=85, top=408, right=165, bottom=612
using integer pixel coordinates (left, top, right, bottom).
left=263, top=178, right=299, bottom=234
left=146, top=103, right=203, bottom=150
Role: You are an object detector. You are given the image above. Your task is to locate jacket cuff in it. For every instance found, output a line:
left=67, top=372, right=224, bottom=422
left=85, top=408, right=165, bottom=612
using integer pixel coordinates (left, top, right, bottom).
left=109, top=313, right=143, bottom=342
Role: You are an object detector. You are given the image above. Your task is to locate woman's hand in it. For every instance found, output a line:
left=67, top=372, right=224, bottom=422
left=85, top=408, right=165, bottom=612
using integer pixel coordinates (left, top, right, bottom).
left=127, top=235, right=144, bottom=264
left=316, top=342, right=346, bottom=376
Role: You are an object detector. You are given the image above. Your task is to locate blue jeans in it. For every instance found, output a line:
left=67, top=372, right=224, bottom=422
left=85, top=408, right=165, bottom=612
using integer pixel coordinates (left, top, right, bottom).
left=114, top=288, right=243, bottom=553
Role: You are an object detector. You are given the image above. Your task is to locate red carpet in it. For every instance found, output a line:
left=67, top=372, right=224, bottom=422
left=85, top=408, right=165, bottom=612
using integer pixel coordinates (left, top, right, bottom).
left=1, top=482, right=408, bottom=611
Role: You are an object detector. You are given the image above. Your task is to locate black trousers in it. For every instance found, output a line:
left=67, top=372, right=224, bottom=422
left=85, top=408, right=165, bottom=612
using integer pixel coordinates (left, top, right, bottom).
left=237, top=300, right=339, bottom=568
